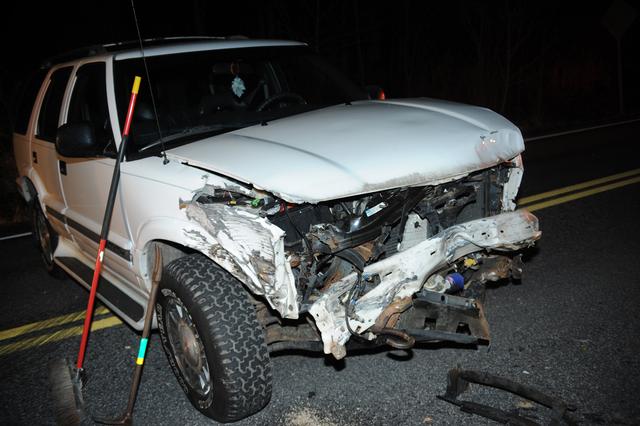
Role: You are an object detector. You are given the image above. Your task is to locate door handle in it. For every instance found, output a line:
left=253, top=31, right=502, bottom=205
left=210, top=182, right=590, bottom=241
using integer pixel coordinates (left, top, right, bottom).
left=59, top=160, right=67, bottom=175
left=32, top=151, right=37, bottom=164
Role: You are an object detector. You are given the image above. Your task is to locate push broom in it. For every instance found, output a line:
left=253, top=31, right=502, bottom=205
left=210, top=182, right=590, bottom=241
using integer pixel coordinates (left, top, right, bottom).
left=49, top=75, right=142, bottom=425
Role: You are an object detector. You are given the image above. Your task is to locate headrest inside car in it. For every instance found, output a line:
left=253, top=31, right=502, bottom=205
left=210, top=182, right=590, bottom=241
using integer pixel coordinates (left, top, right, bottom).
left=211, top=62, right=253, bottom=75
left=135, top=101, right=155, bottom=120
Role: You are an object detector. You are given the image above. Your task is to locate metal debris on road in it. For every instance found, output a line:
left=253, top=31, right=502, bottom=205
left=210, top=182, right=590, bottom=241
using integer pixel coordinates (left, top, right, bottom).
left=438, top=367, right=577, bottom=425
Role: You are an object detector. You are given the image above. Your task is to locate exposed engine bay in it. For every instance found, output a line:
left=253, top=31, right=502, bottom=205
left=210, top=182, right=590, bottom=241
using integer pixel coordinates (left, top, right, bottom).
left=182, top=157, right=540, bottom=359
left=270, top=163, right=512, bottom=301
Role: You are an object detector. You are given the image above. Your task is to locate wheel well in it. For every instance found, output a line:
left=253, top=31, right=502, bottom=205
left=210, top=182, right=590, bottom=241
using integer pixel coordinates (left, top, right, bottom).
left=143, top=240, right=196, bottom=283
left=142, top=239, right=274, bottom=316
left=19, top=176, right=38, bottom=206
left=142, top=239, right=283, bottom=326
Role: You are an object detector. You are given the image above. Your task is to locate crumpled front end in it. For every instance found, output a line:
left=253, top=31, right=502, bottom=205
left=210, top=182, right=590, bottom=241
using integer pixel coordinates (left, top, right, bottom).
left=309, top=209, right=539, bottom=358
left=182, top=155, right=539, bottom=358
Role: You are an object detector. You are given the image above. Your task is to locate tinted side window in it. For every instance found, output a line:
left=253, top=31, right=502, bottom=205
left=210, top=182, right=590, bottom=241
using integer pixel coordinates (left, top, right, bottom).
left=67, top=62, right=113, bottom=148
left=14, top=69, right=48, bottom=135
left=36, top=67, right=72, bottom=141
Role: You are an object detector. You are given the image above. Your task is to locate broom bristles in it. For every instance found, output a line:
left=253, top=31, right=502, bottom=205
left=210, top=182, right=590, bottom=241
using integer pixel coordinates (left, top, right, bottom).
left=48, top=358, right=86, bottom=425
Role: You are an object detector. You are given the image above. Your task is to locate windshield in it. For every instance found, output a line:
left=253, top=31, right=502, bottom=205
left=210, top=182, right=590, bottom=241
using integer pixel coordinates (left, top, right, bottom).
left=114, top=46, right=368, bottom=157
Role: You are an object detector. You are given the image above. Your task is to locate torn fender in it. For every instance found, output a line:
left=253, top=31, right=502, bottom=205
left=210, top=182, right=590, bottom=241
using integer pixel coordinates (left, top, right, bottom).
left=309, top=210, right=540, bottom=359
left=182, top=200, right=299, bottom=319
left=501, top=155, right=524, bottom=211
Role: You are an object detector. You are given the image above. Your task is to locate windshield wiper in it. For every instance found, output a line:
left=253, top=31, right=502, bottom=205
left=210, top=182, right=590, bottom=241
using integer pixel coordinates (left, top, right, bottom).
left=138, top=124, right=238, bottom=153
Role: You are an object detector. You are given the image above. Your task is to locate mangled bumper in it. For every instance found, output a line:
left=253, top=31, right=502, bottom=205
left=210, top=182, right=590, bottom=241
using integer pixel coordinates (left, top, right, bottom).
left=309, top=209, right=541, bottom=359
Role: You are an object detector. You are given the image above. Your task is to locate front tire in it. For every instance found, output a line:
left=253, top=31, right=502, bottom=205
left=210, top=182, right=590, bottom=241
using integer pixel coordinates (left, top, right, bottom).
left=156, top=254, right=272, bottom=422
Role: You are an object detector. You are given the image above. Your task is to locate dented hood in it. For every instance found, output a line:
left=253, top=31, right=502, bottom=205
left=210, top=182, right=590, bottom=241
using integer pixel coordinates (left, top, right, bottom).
left=166, top=98, right=524, bottom=203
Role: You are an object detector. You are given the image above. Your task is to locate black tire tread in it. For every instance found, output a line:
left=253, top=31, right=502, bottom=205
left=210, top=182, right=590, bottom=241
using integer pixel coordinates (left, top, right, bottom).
left=160, top=254, right=272, bottom=422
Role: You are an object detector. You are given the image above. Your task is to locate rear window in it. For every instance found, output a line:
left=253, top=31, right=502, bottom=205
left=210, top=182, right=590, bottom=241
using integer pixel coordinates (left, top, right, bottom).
left=13, top=69, right=47, bottom=135
left=36, top=67, right=72, bottom=142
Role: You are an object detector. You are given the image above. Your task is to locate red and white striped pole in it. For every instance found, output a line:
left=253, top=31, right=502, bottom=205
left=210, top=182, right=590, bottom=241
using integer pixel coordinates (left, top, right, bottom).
left=76, top=76, right=141, bottom=370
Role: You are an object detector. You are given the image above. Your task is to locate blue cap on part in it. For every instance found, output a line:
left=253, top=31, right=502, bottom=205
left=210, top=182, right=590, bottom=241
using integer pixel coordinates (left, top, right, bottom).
left=446, top=273, right=465, bottom=290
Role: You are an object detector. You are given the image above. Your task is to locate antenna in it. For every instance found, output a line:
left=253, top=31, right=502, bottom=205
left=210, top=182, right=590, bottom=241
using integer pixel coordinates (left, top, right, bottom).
left=130, top=0, right=169, bottom=165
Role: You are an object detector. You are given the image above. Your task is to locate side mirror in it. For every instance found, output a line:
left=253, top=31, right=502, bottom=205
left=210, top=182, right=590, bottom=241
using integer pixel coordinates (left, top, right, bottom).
left=365, top=85, right=386, bottom=100
left=55, top=122, right=104, bottom=158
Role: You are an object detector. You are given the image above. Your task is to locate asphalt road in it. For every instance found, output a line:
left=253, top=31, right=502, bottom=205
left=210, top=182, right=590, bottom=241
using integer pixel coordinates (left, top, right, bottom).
left=2, top=122, right=640, bottom=425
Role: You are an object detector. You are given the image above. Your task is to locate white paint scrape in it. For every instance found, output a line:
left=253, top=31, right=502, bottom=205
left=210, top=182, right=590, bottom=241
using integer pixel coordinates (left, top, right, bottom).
left=183, top=201, right=299, bottom=319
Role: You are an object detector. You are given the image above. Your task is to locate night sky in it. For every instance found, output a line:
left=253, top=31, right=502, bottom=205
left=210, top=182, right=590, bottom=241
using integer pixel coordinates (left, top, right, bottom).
left=1, top=0, right=639, bottom=133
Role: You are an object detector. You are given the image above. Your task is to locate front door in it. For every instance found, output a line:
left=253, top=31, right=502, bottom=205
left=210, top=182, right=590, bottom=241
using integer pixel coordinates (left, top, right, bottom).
left=59, top=61, right=134, bottom=281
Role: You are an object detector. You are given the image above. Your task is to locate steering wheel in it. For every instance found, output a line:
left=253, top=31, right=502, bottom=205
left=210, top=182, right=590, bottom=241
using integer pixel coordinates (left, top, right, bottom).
left=256, top=92, right=307, bottom=112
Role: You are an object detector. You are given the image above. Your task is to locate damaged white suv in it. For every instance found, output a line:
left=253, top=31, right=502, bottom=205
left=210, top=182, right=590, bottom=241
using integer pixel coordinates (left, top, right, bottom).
left=13, top=38, right=540, bottom=422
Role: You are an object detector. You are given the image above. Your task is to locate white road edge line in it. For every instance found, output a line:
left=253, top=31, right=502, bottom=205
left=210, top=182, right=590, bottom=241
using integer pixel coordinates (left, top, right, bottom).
left=0, top=232, right=33, bottom=241
left=525, top=118, right=640, bottom=142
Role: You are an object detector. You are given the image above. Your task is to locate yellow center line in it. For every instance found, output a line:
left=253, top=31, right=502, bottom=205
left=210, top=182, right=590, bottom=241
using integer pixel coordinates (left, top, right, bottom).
left=518, top=168, right=640, bottom=206
left=523, top=175, right=640, bottom=212
left=0, top=316, right=122, bottom=357
left=0, top=306, right=110, bottom=341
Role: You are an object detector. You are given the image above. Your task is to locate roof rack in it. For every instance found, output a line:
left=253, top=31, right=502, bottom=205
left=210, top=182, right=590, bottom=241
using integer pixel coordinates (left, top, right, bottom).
left=40, top=45, right=107, bottom=69
left=41, top=36, right=243, bottom=69
left=102, top=36, right=228, bottom=52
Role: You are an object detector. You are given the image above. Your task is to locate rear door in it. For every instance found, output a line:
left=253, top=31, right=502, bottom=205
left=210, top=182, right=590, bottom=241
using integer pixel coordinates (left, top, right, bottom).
left=59, top=61, right=135, bottom=280
left=31, top=66, right=73, bottom=237
left=13, top=68, right=47, bottom=179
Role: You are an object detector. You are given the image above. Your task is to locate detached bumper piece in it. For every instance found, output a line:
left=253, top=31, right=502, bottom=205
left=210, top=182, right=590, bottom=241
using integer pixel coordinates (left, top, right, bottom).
left=438, top=367, right=577, bottom=426
left=398, top=291, right=490, bottom=345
